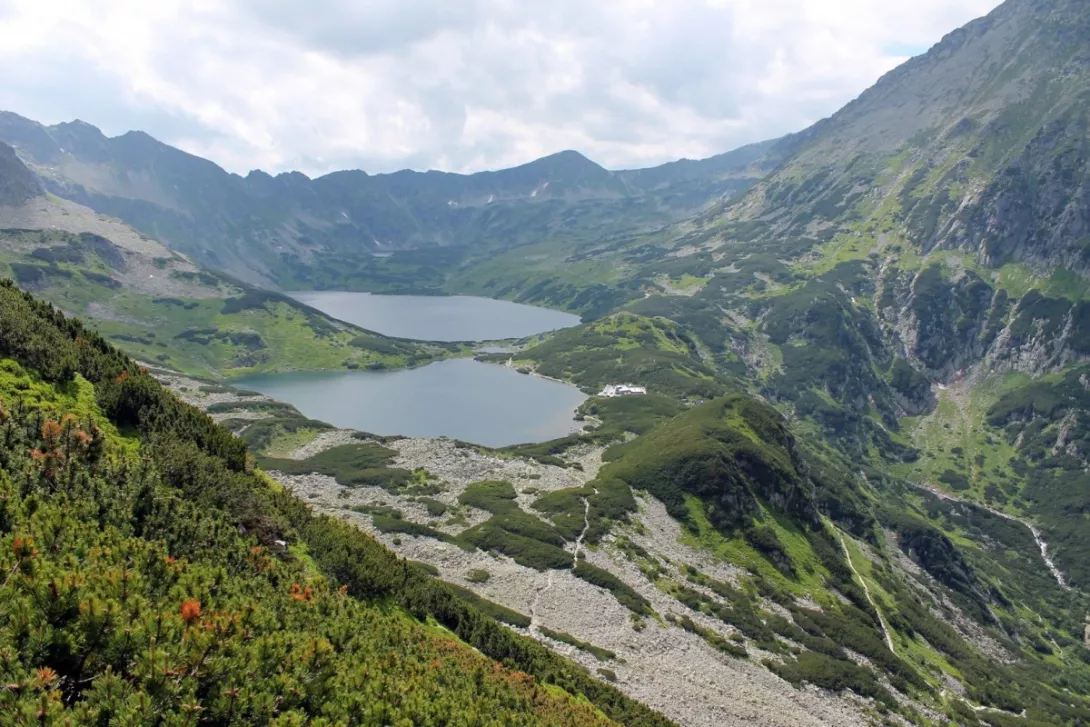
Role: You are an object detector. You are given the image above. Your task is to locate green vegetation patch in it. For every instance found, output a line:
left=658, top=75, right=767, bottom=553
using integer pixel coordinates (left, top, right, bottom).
left=238, top=415, right=334, bottom=455
left=580, top=393, right=687, bottom=436
left=766, top=652, right=896, bottom=709
left=459, top=522, right=572, bottom=571
left=466, top=568, right=491, bottom=583
left=603, top=394, right=818, bottom=534
left=540, top=626, right=617, bottom=661
left=514, top=313, right=727, bottom=400
left=373, top=515, right=455, bottom=543
left=259, top=442, right=412, bottom=490
left=452, top=481, right=652, bottom=614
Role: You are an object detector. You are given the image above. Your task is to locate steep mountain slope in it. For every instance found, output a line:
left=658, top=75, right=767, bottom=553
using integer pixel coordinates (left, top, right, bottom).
left=208, top=370, right=1090, bottom=726
left=0, top=112, right=772, bottom=290
left=647, top=0, right=1090, bottom=599
left=725, top=0, right=1089, bottom=268
left=0, top=142, right=451, bottom=378
left=0, top=280, right=673, bottom=726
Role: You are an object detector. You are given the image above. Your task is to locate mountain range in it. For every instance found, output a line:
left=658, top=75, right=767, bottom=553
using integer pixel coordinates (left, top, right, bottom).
left=0, top=111, right=779, bottom=289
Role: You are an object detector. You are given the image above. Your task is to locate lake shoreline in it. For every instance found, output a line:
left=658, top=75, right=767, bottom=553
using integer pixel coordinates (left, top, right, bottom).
left=288, top=288, right=580, bottom=315
left=234, top=358, right=588, bottom=448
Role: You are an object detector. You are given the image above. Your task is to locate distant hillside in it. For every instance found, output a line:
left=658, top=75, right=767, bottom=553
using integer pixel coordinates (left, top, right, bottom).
left=0, top=112, right=775, bottom=290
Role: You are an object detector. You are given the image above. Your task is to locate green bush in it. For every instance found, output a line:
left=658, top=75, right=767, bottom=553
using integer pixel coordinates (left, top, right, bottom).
left=259, top=443, right=412, bottom=490
left=540, top=627, right=617, bottom=661
left=418, top=496, right=450, bottom=517
left=573, top=562, right=652, bottom=615
left=466, top=568, right=491, bottom=583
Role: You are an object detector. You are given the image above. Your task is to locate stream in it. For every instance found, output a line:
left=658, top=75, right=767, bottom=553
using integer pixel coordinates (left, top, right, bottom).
left=913, top=482, right=1067, bottom=589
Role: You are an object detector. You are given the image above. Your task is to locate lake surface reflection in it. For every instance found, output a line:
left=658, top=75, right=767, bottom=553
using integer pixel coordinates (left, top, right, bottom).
left=290, top=291, right=580, bottom=342
left=235, top=359, right=586, bottom=447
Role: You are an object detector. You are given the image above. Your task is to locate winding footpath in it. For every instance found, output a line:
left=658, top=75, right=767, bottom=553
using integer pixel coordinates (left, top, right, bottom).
left=572, top=490, right=596, bottom=567
left=528, top=571, right=555, bottom=634
left=839, top=533, right=897, bottom=654
left=530, top=489, right=597, bottom=634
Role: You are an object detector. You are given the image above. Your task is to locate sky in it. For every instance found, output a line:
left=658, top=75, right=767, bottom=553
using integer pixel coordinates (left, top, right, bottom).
left=0, top=0, right=1002, bottom=177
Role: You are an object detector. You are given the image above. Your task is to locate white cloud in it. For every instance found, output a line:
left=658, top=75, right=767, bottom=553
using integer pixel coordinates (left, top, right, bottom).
left=0, top=0, right=1001, bottom=175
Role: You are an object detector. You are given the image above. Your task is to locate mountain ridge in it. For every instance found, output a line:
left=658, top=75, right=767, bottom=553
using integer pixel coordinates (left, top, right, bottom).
left=0, top=150, right=457, bottom=379
left=0, top=110, right=777, bottom=288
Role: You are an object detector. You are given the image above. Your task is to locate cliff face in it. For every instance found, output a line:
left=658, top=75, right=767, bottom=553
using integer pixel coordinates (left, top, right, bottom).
left=0, top=141, right=40, bottom=206
left=686, top=0, right=1090, bottom=416
left=951, top=98, right=1090, bottom=275
left=880, top=262, right=1090, bottom=382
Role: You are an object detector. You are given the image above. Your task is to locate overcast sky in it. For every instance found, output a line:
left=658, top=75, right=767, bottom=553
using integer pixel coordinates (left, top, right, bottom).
left=0, top=0, right=1002, bottom=177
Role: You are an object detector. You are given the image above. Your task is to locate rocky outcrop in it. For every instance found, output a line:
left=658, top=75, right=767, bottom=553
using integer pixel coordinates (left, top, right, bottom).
left=896, top=521, right=993, bottom=623
left=951, top=100, right=1090, bottom=275
left=898, top=264, right=998, bottom=380
left=880, top=259, right=1090, bottom=390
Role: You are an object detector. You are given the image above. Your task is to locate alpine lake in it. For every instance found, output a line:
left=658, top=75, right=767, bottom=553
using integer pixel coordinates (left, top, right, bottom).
left=235, top=293, right=586, bottom=447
